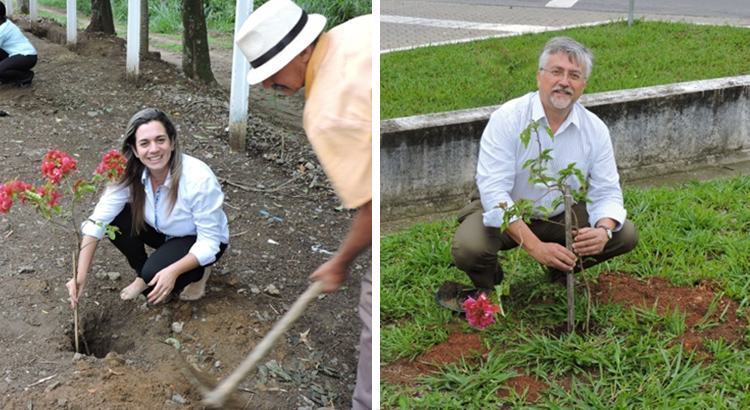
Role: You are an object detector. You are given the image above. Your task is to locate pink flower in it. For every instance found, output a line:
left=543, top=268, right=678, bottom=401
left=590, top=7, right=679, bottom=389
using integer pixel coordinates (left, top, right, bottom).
left=463, top=292, right=501, bottom=329
left=0, top=180, right=33, bottom=211
left=0, top=187, right=12, bottom=213
left=41, top=150, right=77, bottom=184
left=37, top=186, right=61, bottom=208
left=95, top=150, right=127, bottom=182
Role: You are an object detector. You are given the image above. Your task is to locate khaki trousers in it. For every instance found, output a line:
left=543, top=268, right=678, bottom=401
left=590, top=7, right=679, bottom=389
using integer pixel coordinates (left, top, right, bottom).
left=451, top=200, right=638, bottom=289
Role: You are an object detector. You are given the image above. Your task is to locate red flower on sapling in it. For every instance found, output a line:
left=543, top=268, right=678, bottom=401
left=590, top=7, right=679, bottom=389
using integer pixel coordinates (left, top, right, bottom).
left=95, top=150, right=127, bottom=182
left=41, top=150, right=77, bottom=184
left=0, top=180, right=33, bottom=213
left=463, top=292, right=501, bottom=329
left=37, top=185, right=62, bottom=208
left=0, top=188, right=12, bottom=213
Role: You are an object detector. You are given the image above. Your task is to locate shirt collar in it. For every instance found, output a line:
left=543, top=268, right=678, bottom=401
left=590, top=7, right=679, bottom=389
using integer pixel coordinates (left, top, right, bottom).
left=140, top=167, right=172, bottom=188
left=532, top=91, right=582, bottom=133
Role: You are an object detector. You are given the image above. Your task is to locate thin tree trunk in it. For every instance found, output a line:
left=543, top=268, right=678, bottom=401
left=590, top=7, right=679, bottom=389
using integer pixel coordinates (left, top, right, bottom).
left=86, top=0, right=115, bottom=34
left=181, top=0, right=215, bottom=84
left=564, top=186, right=575, bottom=333
left=140, top=0, right=149, bottom=55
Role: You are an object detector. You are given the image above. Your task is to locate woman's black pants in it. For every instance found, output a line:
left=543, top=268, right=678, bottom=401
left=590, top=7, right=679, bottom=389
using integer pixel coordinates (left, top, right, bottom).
left=109, top=204, right=227, bottom=297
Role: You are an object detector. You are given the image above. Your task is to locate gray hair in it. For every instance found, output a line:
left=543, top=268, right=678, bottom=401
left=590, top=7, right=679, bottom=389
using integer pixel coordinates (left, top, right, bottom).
left=538, top=37, right=594, bottom=79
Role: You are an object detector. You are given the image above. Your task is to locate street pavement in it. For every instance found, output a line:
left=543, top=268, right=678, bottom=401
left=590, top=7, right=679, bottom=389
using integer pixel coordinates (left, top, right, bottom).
left=381, top=0, right=750, bottom=52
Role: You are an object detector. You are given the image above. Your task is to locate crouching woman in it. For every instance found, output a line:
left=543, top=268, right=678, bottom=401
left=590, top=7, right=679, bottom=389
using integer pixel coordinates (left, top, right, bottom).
left=67, top=108, right=229, bottom=307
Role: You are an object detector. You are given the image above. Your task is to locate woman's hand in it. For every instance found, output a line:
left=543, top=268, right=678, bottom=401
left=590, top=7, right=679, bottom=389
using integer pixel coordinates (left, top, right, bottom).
left=147, top=269, right=178, bottom=304
left=66, top=278, right=85, bottom=308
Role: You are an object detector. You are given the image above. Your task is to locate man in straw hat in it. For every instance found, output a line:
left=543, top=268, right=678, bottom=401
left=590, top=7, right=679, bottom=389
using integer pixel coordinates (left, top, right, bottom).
left=236, top=1, right=372, bottom=408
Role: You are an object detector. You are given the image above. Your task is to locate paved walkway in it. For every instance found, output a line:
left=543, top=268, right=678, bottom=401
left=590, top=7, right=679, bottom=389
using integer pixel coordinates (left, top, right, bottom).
left=381, top=0, right=750, bottom=52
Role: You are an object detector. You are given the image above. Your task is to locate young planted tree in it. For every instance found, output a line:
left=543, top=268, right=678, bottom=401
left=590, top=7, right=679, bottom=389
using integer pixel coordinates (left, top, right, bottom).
left=0, top=150, right=125, bottom=353
left=181, top=0, right=215, bottom=84
left=86, top=0, right=115, bottom=34
left=500, top=120, right=589, bottom=333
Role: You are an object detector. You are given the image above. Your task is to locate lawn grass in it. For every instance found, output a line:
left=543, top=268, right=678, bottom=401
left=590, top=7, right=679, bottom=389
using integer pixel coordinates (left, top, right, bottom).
left=381, top=176, right=750, bottom=407
left=36, top=0, right=371, bottom=36
left=381, top=20, right=750, bottom=119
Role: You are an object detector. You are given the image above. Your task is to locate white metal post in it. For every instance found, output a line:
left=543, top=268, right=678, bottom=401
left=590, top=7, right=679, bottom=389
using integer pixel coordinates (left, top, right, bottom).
left=30, top=0, right=38, bottom=20
left=228, top=0, right=253, bottom=152
left=66, top=0, right=77, bottom=45
left=628, top=0, right=635, bottom=27
left=5, top=0, right=12, bottom=17
left=126, top=0, right=141, bottom=79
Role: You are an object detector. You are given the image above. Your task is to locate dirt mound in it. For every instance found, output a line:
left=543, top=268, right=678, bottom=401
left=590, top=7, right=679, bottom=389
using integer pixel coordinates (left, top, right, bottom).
left=381, top=331, right=486, bottom=385
left=593, top=272, right=746, bottom=351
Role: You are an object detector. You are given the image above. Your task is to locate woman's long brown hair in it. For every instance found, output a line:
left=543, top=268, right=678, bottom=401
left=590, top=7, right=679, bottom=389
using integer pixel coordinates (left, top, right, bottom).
left=119, top=108, right=183, bottom=235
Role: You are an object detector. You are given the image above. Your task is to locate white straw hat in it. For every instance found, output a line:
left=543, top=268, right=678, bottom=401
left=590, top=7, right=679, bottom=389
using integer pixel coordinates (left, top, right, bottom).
left=236, top=0, right=327, bottom=85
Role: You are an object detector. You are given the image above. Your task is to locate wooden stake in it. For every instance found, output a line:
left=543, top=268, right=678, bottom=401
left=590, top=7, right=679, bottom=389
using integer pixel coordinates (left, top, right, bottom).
left=73, top=250, right=79, bottom=353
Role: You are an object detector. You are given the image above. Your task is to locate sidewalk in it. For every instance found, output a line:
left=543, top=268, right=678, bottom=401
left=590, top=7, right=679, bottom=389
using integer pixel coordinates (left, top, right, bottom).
left=381, top=0, right=750, bottom=52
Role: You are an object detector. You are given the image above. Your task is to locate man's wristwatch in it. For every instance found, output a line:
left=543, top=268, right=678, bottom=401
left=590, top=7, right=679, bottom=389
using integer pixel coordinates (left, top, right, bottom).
left=598, top=226, right=613, bottom=240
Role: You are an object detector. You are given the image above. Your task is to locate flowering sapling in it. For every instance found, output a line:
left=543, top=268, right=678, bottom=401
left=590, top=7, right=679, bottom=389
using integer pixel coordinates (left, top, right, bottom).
left=1, top=149, right=127, bottom=352
left=463, top=292, right=501, bottom=329
left=499, top=120, right=590, bottom=333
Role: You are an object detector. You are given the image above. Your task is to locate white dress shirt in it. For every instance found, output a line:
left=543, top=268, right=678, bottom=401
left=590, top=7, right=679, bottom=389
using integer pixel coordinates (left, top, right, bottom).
left=81, top=154, right=229, bottom=266
left=477, top=91, right=627, bottom=230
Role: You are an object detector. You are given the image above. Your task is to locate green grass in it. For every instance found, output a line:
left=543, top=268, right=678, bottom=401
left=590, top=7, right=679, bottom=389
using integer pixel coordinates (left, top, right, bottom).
left=37, top=0, right=371, bottom=36
left=381, top=21, right=750, bottom=119
left=381, top=176, right=750, bottom=407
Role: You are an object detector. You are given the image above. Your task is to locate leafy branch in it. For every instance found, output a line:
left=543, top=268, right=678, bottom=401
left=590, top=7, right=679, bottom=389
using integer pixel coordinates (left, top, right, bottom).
left=499, top=120, right=591, bottom=332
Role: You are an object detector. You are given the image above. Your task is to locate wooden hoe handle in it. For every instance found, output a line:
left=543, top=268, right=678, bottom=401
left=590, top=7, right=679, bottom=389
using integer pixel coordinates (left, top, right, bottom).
left=202, top=280, right=325, bottom=407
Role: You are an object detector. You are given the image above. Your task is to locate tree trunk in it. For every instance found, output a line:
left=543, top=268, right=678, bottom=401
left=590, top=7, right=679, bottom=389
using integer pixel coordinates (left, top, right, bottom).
left=86, top=0, right=115, bottom=34
left=181, top=0, right=215, bottom=84
left=564, top=185, right=575, bottom=333
left=140, top=0, right=149, bottom=55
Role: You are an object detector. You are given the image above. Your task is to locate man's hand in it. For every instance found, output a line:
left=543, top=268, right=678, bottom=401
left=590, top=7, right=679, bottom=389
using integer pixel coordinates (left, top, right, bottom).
left=528, top=242, right=577, bottom=271
left=309, top=257, right=349, bottom=293
left=573, top=227, right=608, bottom=256
left=147, top=269, right=178, bottom=304
left=66, top=278, right=85, bottom=309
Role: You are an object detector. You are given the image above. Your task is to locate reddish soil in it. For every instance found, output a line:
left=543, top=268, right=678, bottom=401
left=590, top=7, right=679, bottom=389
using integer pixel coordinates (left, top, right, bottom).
left=496, top=373, right=547, bottom=402
left=383, top=272, right=747, bottom=403
left=380, top=332, right=486, bottom=385
left=592, top=272, right=746, bottom=351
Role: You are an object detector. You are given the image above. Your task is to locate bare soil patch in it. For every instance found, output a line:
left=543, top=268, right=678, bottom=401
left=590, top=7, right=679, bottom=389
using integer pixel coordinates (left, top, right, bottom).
left=592, top=272, right=746, bottom=351
left=496, top=373, right=547, bottom=402
left=1, top=19, right=368, bottom=409
left=380, top=331, right=486, bottom=385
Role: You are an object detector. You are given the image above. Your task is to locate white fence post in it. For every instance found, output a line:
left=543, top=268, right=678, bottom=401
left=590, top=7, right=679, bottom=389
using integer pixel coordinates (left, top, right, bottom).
left=66, top=0, right=77, bottom=45
left=228, top=0, right=253, bottom=151
left=126, top=0, right=141, bottom=79
left=30, top=0, right=38, bottom=20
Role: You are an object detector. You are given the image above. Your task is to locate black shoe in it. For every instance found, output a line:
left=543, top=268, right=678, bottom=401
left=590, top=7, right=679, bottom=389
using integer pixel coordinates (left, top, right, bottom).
left=16, top=71, right=34, bottom=88
left=436, top=281, right=493, bottom=313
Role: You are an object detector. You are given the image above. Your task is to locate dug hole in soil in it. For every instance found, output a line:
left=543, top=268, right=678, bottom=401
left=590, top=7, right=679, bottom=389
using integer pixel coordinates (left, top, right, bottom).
left=382, top=272, right=748, bottom=403
left=1, top=18, right=369, bottom=409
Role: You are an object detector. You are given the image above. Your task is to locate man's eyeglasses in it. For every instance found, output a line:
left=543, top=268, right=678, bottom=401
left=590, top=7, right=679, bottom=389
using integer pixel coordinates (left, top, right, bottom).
left=540, top=67, right=585, bottom=82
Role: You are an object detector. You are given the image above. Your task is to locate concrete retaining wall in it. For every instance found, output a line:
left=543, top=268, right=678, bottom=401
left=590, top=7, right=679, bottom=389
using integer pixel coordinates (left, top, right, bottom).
left=381, top=75, right=750, bottom=221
